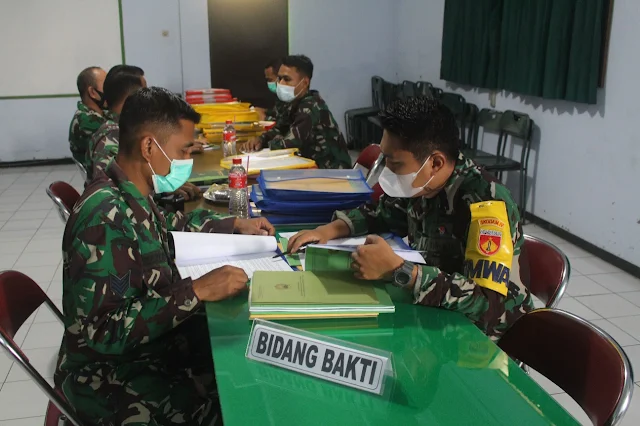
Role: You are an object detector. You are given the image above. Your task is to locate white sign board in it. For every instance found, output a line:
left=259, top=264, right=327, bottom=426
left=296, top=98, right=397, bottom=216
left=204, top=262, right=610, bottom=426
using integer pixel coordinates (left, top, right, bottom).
left=246, top=320, right=392, bottom=395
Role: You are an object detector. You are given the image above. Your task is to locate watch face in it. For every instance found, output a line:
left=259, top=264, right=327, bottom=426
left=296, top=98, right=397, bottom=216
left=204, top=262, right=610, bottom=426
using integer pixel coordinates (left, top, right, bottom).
left=395, top=271, right=411, bottom=286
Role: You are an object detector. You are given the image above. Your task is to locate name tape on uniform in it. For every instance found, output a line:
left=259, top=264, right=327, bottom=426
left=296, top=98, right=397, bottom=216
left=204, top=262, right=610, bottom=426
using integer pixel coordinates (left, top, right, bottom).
left=246, top=322, right=390, bottom=394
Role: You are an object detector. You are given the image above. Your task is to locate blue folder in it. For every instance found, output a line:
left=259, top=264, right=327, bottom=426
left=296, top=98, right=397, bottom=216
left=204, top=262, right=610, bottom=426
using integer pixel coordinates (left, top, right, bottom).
left=258, top=169, right=373, bottom=201
left=249, top=204, right=332, bottom=225
left=250, top=185, right=363, bottom=213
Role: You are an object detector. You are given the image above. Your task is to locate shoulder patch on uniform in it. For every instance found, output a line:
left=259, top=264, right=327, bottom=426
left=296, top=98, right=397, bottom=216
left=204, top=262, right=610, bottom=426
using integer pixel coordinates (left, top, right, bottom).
left=477, top=218, right=505, bottom=256
left=109, top=271, right=131, bottom=297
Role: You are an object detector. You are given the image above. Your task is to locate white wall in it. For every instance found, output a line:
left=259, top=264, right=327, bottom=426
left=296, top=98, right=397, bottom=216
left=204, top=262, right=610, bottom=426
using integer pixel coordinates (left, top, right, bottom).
left=0, top=0, right=210, bottom=163
left=395, top=0, right=640, bottom=266
left=289, top=0, right=397, bottom=132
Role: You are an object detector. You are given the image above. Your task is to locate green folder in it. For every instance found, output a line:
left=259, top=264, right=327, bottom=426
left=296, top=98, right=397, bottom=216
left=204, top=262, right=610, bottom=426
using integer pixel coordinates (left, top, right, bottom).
left=305, top=246, right=355, bottom=272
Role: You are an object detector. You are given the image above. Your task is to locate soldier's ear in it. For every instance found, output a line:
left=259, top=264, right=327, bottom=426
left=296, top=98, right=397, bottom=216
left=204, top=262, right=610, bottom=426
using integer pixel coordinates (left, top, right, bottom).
left=140, top=137, right=154, bottom=162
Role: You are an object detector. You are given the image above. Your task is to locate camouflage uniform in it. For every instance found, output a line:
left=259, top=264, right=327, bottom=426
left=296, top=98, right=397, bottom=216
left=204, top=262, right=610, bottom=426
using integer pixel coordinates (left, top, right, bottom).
left=87, top=112, right=120, bottom=182
left=263, top=99, right=288, bottom=122
left=68, top=101, right=106, bottom=169
left=259, top=90, right=352, bottom=169
left=335, top=153, right=533, bottom=340
left=55, top=161, right=235, bottom=425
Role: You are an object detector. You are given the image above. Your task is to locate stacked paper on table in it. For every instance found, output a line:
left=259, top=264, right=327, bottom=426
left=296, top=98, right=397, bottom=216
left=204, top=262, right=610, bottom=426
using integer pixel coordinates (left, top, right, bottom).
left=250, top=169, right=373, bottom=225
left=249, top=271, right=395, bottom=320
left=172, top=232, right=292, bottom=280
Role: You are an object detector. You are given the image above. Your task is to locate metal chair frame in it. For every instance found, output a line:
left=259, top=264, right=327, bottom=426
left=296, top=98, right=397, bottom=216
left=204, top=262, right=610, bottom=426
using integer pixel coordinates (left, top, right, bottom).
left=524, top=234, right=570, bottom=308
left=46, top=186, right=72, bottom=224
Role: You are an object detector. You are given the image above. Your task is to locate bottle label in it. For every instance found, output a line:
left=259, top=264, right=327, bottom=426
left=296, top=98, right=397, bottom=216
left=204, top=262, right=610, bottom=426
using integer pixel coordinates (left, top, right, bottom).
left=229, top=171, right=247, bottom=189
left=223, top=131, right=237, bottom=142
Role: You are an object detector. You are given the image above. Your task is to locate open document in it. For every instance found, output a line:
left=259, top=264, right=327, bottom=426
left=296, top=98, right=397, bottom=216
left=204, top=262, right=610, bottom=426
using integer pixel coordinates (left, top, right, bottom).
left=171, top=232, right=292, bottom=279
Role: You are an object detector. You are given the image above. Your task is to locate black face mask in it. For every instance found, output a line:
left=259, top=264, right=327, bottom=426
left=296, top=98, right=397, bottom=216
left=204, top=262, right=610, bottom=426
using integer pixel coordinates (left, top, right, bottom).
left=89, top=88, right=106, bottom=109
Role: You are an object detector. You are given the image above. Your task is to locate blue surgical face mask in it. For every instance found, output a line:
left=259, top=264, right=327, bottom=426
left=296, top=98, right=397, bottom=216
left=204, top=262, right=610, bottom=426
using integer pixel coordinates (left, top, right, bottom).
left=276, top=80, right=303, bottom=103
left=267, top=81, right=277, bottom=93
left=148, top=139, right=193, bottom=193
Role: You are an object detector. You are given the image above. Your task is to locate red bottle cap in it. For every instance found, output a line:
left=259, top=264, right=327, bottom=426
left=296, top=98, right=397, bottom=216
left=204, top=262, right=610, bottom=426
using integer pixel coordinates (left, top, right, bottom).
left=232, top=158, right=242, bottom=164
left=226, top=120, right=233, bottom=124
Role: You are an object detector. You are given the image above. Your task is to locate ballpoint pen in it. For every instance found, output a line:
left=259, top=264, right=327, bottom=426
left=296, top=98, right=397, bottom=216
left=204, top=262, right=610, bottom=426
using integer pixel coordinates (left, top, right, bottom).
left=272, top=240, right=319, bottom=258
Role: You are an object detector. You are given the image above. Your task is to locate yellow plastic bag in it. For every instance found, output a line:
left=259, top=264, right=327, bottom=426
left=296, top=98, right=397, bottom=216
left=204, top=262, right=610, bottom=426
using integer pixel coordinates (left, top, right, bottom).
left=463, top=200, right=513, bottom=296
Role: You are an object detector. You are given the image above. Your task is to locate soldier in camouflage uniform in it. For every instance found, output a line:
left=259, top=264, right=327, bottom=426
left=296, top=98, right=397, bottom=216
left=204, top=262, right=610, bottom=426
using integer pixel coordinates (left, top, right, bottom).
left=55, top=87, right=275, bottom=425
left=289, top=98, right=533, bottom=341
left=261, top=58, right=287, bottom=121
left=87, top=67, right=145, bottom=181
left=246, top=55, right=351, bottom=169
left=68, top=67, right=107, bottom=168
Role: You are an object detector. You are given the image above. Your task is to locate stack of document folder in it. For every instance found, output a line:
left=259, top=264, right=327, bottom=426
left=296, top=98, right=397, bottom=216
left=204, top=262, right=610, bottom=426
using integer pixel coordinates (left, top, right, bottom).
left=249, top=271, right=395, bottom=320
left=249, top=169, right=373, bottom=225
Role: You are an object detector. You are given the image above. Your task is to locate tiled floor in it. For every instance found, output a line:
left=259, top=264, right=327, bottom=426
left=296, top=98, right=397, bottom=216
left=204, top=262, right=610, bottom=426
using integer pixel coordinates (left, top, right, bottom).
left=0, top=164, right=639, bottom=425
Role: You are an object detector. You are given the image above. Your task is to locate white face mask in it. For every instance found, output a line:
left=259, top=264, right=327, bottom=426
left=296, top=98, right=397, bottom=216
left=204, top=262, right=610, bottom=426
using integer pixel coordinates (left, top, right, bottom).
left=378, top=155, right=435, bottom=198
left=276, top=80, right=303, bottom=102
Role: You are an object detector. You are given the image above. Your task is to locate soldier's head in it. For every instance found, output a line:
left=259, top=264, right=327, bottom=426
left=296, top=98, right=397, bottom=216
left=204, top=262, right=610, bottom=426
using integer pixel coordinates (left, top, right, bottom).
left=118, top=87, right=201, bottom=195
left=264, top=58, right=282, bottom=84
left=378, top=97, right=460, bottom=199
left=76, top=66, right=107, bottom=111
left=103, top=66, right=145, bottom=114
left=109, top=64, right=147, bottom=88
left=277, top=55, right=313, bottom=102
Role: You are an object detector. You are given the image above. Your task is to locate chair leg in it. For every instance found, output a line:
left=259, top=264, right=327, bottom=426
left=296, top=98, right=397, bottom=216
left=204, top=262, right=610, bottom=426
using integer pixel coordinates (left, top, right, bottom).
left=520, top=167, right=527, bottom=223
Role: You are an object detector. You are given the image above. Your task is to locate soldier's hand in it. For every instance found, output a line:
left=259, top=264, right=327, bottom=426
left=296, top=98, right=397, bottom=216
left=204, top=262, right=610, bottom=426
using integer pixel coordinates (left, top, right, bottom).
left=193, top=265, right=248, bottom=301
left=174, top=183, right=201, bottom=201
left=351, top=235, right=404, bottom=280
left=234, top=218, right=275, bottom=236
left=243, top=137, right=263, bottom=153
left=188, top=142, right=205, bottom=155
left=287, top=229, right=327, bottom=253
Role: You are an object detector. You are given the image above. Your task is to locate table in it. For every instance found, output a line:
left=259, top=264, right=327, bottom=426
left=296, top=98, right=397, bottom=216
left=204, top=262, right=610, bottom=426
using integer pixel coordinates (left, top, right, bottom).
left=206, top=287, right=580, bottom=425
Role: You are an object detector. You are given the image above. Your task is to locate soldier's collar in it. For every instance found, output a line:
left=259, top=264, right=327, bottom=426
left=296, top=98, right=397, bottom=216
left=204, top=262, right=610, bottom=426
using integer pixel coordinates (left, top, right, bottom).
left=437, top=152, right=474, bottom=214
left=106, top=161, right=153, bottom=220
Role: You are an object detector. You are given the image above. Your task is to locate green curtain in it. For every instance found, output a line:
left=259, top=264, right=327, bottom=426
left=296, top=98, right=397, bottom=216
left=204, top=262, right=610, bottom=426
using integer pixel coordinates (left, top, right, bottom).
left=440, top=0, right=607, bottom=104
left=440, top=0, right=504, bottom=88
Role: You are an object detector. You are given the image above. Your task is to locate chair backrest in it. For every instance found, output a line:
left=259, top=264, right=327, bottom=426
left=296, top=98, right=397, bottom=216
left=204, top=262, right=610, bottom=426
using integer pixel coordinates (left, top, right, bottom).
left=381, top=81, right=399, bottom=109
left=71, top=158, right=87, bottom=182
left=430, top=87, right=443, bottom=100
left=46, top=181, right=80, bottom=223
left=0, top=271, right=82, bottom=425
left=415, top=81, right=434, bottom=98
left=440, top=92, right=466, bottom=118
left=354, top=144, right=382, bottom=170
left=371, top=183, right=385, bottom=204
left=371, top=76, right=385, bottom=108
left=401, top=80, right=416, bottom=99
left=498, top=309, right=634, bottom=426
left=474, top=108, right=503, bottom=153
left=520, top=234, right=569, bottom=308
left=462, top=102, right=479, bottom=149
left=498, top=110, right=534, bottom=160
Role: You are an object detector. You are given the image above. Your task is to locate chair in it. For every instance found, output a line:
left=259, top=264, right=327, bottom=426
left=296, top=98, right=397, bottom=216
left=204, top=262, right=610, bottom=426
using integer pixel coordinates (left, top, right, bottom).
left=46, top=181, right=80, bottom=224
left=71, top=158, right=87, bottom=182
left=0, top=270, right=83, bottom=425
left=498, top=309, right=634, bottom=426
left=401, top=80, right=417, bottom=99
left=439, top=93, right=468, bottom=144
left=415, top=81, right=434, bottom=98
left=466, top=109, right=533, bottom=217
left=353, top=144, right=384, bottom=186
left=371, top=183, right=384, bottom=204
left=345, top=76, right=385, bottom=149
left=520, top=234, right=570, bottom=308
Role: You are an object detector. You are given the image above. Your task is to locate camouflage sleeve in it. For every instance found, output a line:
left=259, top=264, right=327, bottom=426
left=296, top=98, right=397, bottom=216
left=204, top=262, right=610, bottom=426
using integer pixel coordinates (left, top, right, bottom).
left=78, top=113, right=104, bottom=137
left=266, top=109, right=311, bottom=150
left=333, top=195, right=410, bottom=237
left=70, top=221, right=201, bottom=355
left=412, top=193, right=526, bottom=341
left=264, top=106, right=277, bottom=121
left=89, top=133, right=119, bottom=181
left=164, top=208, right=236, bottom=233
left=259, top=125, right=283, bottom=146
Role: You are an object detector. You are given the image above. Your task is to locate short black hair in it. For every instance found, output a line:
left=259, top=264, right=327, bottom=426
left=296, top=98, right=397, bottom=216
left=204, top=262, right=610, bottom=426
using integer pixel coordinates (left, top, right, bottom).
left=379, top=97, right=460, bottom=161
left=103, top=71, right=144, bottom=109
left=265, top=58, right=282, bottom=72
left=119, top=87, right=201, bottom=156
left=109, top=64, right=145, bottom=77
left=281, top=55, right=313, bottom=79
left=76, top=66, right=102, bottom=97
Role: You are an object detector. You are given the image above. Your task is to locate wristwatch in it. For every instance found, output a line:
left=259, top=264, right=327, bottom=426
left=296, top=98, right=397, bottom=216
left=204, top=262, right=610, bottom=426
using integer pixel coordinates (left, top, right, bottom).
left=392, top=261, right=415, bottom=289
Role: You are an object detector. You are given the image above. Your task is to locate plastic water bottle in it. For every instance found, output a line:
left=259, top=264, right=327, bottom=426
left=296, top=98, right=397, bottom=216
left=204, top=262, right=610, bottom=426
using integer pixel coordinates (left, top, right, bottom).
left=222, top=120, right=237, bottom=157
left=229, top=158, right=248, bottom=218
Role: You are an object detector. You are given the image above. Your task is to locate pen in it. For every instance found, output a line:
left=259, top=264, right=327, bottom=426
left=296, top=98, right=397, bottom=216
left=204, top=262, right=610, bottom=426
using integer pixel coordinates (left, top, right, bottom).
left=272, top=240, right=319, bottom=258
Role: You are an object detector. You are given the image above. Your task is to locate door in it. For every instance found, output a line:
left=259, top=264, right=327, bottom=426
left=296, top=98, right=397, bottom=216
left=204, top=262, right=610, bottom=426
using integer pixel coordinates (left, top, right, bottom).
left=208, top=0, right=289, bottom=108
